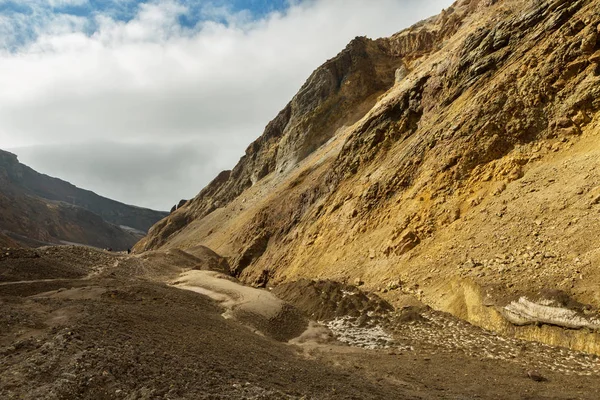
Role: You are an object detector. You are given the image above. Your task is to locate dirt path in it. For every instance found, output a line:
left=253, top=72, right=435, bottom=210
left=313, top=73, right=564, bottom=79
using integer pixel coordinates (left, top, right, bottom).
left=0, top=278, right=75, bottom=286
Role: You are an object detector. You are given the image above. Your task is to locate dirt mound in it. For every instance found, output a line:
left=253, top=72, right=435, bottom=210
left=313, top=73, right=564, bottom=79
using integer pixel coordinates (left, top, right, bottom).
left=133, top=249, right=203, bottom=281
left=183, top=245, right=230, bottom=273
left=272, top=279, right=394, bottom=322
left=0, top=246, right=115, bottom=283
left=174, top=270, right=307, bottom=341
left=131, top=247, right=230, bottom=282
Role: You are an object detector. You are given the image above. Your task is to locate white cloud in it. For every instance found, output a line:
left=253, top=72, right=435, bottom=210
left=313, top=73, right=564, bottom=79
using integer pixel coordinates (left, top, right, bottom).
left=1, top=0, right=453, bottom=209
left=47, top=0, right=89, bottom=7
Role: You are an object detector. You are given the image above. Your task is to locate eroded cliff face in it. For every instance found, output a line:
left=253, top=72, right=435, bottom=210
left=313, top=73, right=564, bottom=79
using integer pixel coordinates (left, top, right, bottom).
left=135, top=8, right=463, bottom=252
left=137, top=0, right=600, bottom=354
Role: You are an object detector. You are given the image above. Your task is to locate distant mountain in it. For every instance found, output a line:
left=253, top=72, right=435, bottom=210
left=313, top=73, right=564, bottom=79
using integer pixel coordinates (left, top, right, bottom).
left=0, top=232, right=21, bottom=248
left=0, top=149, right=168, bottom=250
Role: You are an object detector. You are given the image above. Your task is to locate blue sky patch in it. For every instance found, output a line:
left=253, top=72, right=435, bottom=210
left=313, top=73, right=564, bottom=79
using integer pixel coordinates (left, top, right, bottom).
left=0, top=0, right=292, bottom=50
left=0, top=2, right=30, bottom=14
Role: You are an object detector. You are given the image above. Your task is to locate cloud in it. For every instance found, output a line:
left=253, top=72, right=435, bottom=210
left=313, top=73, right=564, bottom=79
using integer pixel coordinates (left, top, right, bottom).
left=14, top=140, right=232, bottom=210
left=47, top=0, right=88, bottom=7
left=2, top=0, right=453, bottom=210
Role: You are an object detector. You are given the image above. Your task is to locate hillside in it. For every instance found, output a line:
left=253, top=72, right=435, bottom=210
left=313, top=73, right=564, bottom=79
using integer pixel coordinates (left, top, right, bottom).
left=136, top=0, right=600, bottom=355
left=0, top=150, right=167, bottom=250
left=0, top=232, right=21, bottom=248
left=0, top=150, right=167, bottom=232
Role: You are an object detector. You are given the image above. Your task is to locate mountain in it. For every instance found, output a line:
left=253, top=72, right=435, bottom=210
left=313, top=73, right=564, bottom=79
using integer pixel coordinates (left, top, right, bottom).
left=0, top=149, right=168, bottom=250
left=136, top=0, right=600, bottom=355
left=0, top=232, right=21, bottom=248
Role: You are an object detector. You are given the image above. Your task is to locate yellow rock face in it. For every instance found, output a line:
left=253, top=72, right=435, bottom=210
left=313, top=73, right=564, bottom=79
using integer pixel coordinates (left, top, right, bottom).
left=138, top=0, right=600, bottom=353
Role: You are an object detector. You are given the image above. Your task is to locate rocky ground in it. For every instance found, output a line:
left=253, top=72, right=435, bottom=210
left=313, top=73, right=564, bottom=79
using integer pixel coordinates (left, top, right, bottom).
left=2, top=246, right=600, bottom=399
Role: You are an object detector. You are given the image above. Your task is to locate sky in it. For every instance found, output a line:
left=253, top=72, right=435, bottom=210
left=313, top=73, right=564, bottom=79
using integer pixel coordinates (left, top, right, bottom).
left=1, top=0, right=453, bottom=211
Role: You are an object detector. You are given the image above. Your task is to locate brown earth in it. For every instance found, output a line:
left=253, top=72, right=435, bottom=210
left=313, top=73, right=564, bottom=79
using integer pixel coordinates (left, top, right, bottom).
left=2, top=246, right=600, bottom=399
left=134, top=0, right=600, bottom=355
left=5, top=246, right=600, bottom=398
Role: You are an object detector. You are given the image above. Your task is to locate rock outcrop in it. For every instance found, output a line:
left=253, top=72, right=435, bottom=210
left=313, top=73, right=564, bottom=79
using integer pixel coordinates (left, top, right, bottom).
left=170, top=199, right=188, bottom=214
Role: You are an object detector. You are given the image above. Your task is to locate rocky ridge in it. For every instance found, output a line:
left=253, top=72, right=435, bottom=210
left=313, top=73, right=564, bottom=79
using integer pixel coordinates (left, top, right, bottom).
left=0, top=150, right=167, bottom=250
left=0, top=150, right=167, bottom=232
left=136, top=0, right=600, bottom=354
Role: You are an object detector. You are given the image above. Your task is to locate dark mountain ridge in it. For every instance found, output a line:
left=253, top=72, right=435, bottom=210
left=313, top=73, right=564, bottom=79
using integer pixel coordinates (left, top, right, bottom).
left=0, top=150, right=167, bottom=232
left=0, top=149, right=168, bottom=250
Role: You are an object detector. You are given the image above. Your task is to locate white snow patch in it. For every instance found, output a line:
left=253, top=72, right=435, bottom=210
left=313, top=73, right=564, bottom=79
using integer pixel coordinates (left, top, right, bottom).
left=502, top=297, right=600, bottom=330
left=325, top=317, right=394, bottom=349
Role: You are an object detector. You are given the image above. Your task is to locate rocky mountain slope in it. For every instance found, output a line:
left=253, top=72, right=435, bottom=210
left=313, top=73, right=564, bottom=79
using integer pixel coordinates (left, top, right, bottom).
left=0, top=150, right=167, bottom=232
left=0, top=232, right=21, bottom=248
left=0, top=150, right=167, bottom=250
left=136, top=0, right=600, bottom=354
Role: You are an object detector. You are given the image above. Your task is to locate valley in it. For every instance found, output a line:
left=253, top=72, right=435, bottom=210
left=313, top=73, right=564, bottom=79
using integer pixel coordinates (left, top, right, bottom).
left=3, top=0, right=600, bottom=397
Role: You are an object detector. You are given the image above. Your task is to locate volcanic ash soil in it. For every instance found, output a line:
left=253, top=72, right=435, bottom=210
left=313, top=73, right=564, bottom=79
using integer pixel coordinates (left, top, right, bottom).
left=1, top=247, right=600, bottom=399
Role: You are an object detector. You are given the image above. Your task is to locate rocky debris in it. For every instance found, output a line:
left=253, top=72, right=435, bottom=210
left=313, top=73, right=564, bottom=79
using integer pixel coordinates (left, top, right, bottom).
left=276, top=277, right=600, bottom=377
left=272, top=279, right=393, bottom=322
left=389, top=307, right=600, bottom=377
left=457, top=247, right=566, bottom=282
left=326, top=317, right=395, bottom=349
left=273, top=280, right=423, bottom=350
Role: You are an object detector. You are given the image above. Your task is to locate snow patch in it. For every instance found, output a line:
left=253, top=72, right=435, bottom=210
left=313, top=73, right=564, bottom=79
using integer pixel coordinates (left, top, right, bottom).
left=502, top=297, right=600, bottom=330
left=325, top=317, right=394, bottom=349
